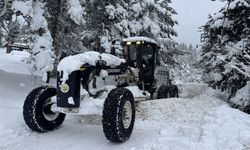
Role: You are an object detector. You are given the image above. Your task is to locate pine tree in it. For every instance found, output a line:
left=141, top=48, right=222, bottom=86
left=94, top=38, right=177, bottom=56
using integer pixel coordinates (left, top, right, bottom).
left=54, top=0, right=87, bottom=55
left=0, top=0, right=14, bottom=44
left=82, top=0, right=178, bottom=52
left=0, top=0, right=13, bottom=21
left=0, top=0, right=179, bottom=80
left=83, top=0, right=127, bottom=52
left=3, top=0, right=55, bottom=78
left=0, top=29, right=2, bottom=47
left=6, top=21, right=20, bottom=44
left=169, top=42, right=201, bottom=82
left=45, top=0, right=61, bottom=58
left=115, top=0, right=177, bottom=39
left=0, top=0, right=4, bottom=16
left=200, top=0, right=250, bottom=98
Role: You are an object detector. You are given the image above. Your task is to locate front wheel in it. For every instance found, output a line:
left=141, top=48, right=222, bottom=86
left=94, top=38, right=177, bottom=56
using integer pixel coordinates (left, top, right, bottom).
left=23, top=86, right=66, bottom=132
left=102, top=88, right=135, bottom=143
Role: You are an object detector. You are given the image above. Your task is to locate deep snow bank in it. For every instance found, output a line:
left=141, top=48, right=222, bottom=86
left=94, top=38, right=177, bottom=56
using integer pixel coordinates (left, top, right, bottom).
left=1, top=52, right=250, bottom=150
left=0, top=49, right=31, bottom=75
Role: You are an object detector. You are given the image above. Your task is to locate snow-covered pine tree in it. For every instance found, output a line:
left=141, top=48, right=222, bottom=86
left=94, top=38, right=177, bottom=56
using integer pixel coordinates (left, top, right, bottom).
left=0, top=0, right=12, bottom=21
left=0, top=0, right=179, bottom=81
left=168, top=42, right=201, bottom=82
left=44, top=0, right=61, bottom=60
left=83, top=0, right=128, bottom=52
left=53, top=0, right=87, bottom=56
left=5, top=21, right=19, bottom=44
left=0, top=0, right=14, bottom=44
left=83, top=0, right=178, bottom=53
left=0, top=0, right=5, bottom=19
left=7, top=0, right=55, bottom=80
left=122, top=0, right=179, bottom=66
left=115, top=0, right=177, bottom=39
left=199, top=0, right=250, bottom=98
left=188, top=44, right=195, bottom=64
left=0, top=29, right=2, bottom=46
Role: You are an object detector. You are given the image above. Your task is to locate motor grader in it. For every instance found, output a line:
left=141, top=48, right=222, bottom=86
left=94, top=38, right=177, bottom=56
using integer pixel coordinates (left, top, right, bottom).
left=23, top=36, right=178, bottom=143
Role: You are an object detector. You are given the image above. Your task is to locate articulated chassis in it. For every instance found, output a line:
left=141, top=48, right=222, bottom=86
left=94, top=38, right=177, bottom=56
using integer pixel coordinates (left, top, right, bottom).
left=22, top=37, right=179, bottom=143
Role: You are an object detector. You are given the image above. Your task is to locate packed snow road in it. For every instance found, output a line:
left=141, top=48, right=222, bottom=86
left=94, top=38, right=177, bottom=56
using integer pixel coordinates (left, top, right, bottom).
left=1, top=49, right=250, bottom=150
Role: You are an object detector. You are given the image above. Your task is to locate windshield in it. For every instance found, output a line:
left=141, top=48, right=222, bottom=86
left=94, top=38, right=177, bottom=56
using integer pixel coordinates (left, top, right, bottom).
left=128, top=45, right=137, bottom=61
left=125, top=44, right=154, bottom=63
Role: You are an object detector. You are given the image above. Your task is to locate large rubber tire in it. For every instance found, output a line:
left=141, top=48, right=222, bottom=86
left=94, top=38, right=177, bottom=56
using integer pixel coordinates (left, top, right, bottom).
left=23, top=86, right=66, bottom=132
left=102, top=88, right=135, bottom=143
left=171, top=85, right=179, bottom=98
left=157, top=85, right=171, bottom=99
left=243, top=105, right=250, bottom=114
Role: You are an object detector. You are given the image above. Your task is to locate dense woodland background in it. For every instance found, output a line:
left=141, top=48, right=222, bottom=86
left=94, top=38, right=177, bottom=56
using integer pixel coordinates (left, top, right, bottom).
left=0, top=0, right=249, bottom=108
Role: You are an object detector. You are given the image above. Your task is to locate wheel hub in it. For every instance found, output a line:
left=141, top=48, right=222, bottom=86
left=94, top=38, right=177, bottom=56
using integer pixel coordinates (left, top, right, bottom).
left=122, top=101, right=132, bottom=129
left=43, top=98, right=59, bottom=121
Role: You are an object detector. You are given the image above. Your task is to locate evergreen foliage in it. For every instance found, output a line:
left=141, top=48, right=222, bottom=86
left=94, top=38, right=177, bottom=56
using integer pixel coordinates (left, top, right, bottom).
left=0, top=0, right=179, bottom=77
left=82, top=0, right=178, bottom=52
left=6, top=21, right=19, bottom=44
left=0, top=0, right=13, bottom=21
left=169, top=42, right=201, bottom=82
left=200, top=0, right=250, bottom=98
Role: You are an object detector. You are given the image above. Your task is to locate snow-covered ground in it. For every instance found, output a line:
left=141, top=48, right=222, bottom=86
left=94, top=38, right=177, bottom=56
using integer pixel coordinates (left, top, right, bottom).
left=0, top=48, right=32, bottom=75
left=1, top=48, right=250, bottom=150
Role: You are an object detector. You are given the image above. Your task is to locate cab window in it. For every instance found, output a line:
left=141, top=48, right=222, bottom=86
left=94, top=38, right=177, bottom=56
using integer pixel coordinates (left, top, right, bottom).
left=140, top=45, right=154, bottom=63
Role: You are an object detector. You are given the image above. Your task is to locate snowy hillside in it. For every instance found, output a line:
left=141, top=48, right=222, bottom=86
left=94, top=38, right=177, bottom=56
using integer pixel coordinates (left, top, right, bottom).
left=1, top=48, right=250, bottom=150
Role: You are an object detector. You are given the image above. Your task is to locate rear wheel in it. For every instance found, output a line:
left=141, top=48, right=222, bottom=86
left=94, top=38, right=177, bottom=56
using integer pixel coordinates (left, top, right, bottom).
left=157, top=85, right=179, bottom=99
left=23, top=86, right=66, bottom=132
left=243, top=105, right=250, bottom=114
left=102, top=88, right=135, bottom=143
left=171, top=85, right=179, bottom=98
left=157, top=85, right=170, bottom=99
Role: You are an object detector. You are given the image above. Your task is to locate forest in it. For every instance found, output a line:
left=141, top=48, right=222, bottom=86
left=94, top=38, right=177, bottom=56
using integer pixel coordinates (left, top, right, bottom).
left=2, top=0, right=248, bottom=107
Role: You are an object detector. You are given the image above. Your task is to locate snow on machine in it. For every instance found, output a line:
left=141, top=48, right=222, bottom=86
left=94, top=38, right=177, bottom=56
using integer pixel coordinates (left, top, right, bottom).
left=23, top=36, right=179, bottom=143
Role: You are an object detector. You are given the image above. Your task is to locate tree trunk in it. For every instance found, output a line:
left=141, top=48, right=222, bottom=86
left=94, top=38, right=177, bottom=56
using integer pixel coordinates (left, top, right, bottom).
left=46, top=0, right=61, bottom=71
left=47, top=0, right=61, bottom=56
left=0, top=0, right=12, bottom=21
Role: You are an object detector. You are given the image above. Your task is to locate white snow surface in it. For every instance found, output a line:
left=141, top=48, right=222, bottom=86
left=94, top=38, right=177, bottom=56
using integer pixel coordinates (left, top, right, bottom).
left=12, top=0, right=33, bottom=17
left=122, top=36, right=158, bottom=46
left=57, top=51, right=126, bottom=82
left=230, top=81, right=250, bottom=108
left=1, top=48, right=250, bottom=149
left=0, top=48, right=31, bottom=75
left=67, top=0, right=84, bottom=25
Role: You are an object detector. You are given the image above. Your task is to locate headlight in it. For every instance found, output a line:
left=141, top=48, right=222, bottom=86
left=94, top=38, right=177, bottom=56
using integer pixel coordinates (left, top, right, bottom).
left=60, top=83, right=69, bottom=93
left=126, top=42, right=132, bottom=45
